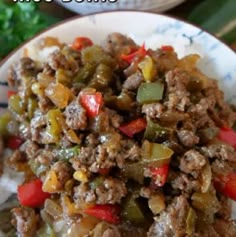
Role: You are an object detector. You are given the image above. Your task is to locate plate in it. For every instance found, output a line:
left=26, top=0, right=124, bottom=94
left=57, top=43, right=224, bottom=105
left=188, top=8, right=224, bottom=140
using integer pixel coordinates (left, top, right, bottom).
left=0, top=11, right=236, bottom=218
left=55, top=0, right=186, bottom=15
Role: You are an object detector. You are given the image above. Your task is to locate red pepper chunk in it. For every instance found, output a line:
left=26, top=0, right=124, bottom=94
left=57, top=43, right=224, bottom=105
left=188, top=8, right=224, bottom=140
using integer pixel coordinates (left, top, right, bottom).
left=214, top=173, right=236, bottom=201
left=7, top=90, right=17, bottom=99
left=150, top=164, right=169, bottom=187
left=120, top=43, right=147, bottom=63
left=7, top=136, right=24, bottom=149
left=218, top=127, right=236, bottom=149
left=119, top=118, right=146, bottom=138
left=17, top=179, right=50, bottom=207
left=84, top=204, right=120, bottom=224
left=161, top=45, right=174, bottom=52
left=80, top=92, right=103, bottom=118
left=72, top=37, right=93, bottom=51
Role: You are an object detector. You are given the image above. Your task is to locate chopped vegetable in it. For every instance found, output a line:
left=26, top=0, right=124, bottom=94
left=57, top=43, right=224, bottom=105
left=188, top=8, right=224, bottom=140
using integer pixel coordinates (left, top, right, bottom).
left=144, top=119, right=170, bottom=142
left=137, top=81, right=164, bottom=104
left=72, top=37, right=93, bottom=51
left=73, top=170, right=88, bottom=183
left=45, top=83, right=72, bottom=109
left=0, top=112, right=11, bottom=136
left=119, top=118, right=146, bottom=138
left=74, top=63, right=95, bottom=83
left=9, top=94, right=25, bottom=114
left=36, top=223, right=55, bottom=237
left=57, top=145, right=80, bottom=160
left=214, top=172, right=236, bottom=201
left=43, top=170, right=61, bottom=193
left=7, top=135, right=24, bottom=150
left=80, top=91, right=103, bottom=118
left=122, top=195, right=145, bottom=223
left=142, top=141, right=174, bottom=166
left=27, top=97, right=38, bottom=119
left=121, top=44, right=147, bottom=63
left=161, top=45, right=174, bottom=52
left=17, top=179, right=50, bottom=207
left=138, top=55, right=156, bottom=82
left=148, top=193, right=165, bottom=215
left=45, top=109, right=63, bottom=144
left=185, top=208, right=196, bottom=236
left=84, top=204, right=120, bottom=224
left=218, top=127, right=236, bottom=148
left=7, top=90, right=17, bottom=99
left=149, top=164, right=169, bottom=187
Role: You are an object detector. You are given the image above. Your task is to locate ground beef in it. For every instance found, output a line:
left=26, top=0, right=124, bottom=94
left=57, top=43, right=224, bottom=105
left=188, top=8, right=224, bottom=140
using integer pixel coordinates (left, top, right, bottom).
left=30, top=110, right=47, bottom=142
left=171, top=172, right=201, bottom=195
left=105, top=32, right=137, bottom=58
left=193, top=225, right=220, bottom=237
left=164, top=69, right=190, bottom=112
left=8, top=57, right=40, bottom=87
left=123, top=71, right=143, bottom=91
left=147, top=196, right=190, bottom=237
left=52, top=161, right=72, bottom=189
left=179, top=150, right=206, bottom=177
left=0, top=136, right=3, bottom=155
left=8, top=150, right=26, bottom=169
left=23, top=140, right=40, bottom=160
left=95, top=177, right=127, bottom=204
left=64, top=99, right=87, bottom=130
left=11, top=207, right=39, bottom=237
left=201, top=144, right=236, bottom=162
left=214, top=219, right=236, bottom=237
left=142, top=102, right=164, bottom=119
left=36, top=149, right=55, bottom=166
left=74, top=183, right=96, bottom=204
left=74, top=177, right=127, bottom=205
left=177, top=129, right=199, bottom=147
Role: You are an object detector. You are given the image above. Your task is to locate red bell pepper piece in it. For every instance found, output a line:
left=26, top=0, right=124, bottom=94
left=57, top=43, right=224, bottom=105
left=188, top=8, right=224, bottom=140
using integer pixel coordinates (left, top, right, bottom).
left=7, top=136, right=24, bottom=149
left=7, top=90, right=17, bottom=99
left=80, top=92, right=103, bottom=118
left=84, top=204, right=121, bottom=224
left=119, top=117, right=146, bottom=138
left=98, top=168, right=110, bottom=175
left=120, top=44, right=147, bottom=63
left=17, top=179, right=50, bottom=207
left=150, top=164, right=169, bottom=187
left=214, top=173, right=236, bottom=201
left=218, top=127, right=236, bottom=149
left=161, top=45, right=174, bottom=52
left=72, top=37, right=93, bottom=51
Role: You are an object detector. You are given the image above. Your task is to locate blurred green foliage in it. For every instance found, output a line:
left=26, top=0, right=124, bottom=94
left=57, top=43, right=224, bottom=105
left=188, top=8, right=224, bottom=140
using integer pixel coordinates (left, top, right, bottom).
left=0, top=1, right=59, bottom=58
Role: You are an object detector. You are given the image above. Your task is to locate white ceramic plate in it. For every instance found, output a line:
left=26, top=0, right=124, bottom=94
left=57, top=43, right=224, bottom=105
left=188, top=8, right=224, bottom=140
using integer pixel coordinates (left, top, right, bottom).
left=0, top=11, right=236, bottom=218
left=55, top=0, right=186, bottom=15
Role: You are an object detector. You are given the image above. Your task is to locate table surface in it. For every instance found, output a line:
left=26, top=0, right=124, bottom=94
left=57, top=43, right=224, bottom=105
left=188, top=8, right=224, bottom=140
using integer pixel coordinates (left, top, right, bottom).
left=39, top=0, right=236, bottom=51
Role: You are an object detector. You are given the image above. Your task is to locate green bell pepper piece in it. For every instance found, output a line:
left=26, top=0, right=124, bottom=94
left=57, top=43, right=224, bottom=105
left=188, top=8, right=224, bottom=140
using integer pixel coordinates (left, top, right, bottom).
left=137, top=81, right=164, bottom=104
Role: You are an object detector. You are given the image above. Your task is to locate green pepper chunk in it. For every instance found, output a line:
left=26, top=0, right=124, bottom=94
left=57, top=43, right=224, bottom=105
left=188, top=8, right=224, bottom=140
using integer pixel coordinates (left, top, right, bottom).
left=36, top=223, right=55, bottom=237
left=73, top=63, right=95, bottom=84
left=57, top=145, right=80, bottom=160
left=0, top=112, right=11, bottom=136
left=81, top=45, right=115, bottom=67
left=122, top=162, right=145, bottom=184
left=89, top=64, right=113, bottom=90
left=89, top=176, right=105, bottom=190
left=9, top=94, right=25, bottom=114
left=186, top=207, right=196, bottom=236
left=27, top=98, right=38, bottom=119
left=45, top=109, right=63, bottom=144
left=122, top=194, right=145, bottom=224
left=142, top=140, right=173, bottom=166
left=136, top=81, right=164, bottom=104
left=144, top=119, right=170, bottom=142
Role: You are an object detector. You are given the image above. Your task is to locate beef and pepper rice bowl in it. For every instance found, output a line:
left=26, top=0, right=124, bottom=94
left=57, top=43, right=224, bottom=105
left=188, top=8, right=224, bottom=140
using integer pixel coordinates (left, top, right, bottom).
left=0, top=33, right=236, bottom=237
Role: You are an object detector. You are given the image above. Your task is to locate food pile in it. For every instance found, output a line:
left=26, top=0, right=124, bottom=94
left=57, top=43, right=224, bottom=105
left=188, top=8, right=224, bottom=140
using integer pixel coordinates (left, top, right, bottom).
left=0, top=33, right=236, bottom=237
